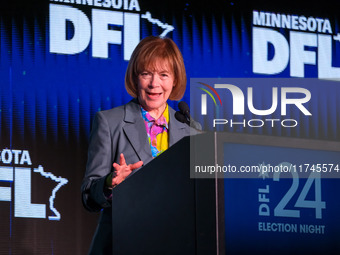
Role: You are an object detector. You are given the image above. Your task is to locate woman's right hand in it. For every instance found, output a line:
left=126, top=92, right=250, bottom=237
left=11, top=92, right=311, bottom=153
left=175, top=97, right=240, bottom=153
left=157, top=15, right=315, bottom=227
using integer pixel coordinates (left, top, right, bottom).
left=109, top=153, right=143, bottom=187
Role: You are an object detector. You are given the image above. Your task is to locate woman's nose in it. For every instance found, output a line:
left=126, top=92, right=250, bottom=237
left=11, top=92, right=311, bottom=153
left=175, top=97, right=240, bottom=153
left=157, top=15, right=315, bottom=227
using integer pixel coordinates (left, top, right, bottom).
left=149, top=73, right=160, bottom=87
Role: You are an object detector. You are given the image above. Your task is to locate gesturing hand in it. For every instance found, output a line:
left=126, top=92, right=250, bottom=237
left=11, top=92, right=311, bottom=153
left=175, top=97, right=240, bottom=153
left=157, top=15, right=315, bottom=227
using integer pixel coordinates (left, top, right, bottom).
left=111, top=153, right=143, bottom=187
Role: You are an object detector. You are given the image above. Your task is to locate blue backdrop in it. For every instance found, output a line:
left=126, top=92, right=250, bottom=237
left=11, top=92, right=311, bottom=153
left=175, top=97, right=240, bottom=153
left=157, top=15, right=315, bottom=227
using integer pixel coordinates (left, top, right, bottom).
left=1, top=0, right=340, bottom=254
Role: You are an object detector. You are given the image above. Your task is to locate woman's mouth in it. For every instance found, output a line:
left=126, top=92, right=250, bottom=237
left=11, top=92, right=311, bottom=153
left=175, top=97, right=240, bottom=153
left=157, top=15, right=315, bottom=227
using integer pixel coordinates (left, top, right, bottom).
left=147, top=92, right=162, bottom=99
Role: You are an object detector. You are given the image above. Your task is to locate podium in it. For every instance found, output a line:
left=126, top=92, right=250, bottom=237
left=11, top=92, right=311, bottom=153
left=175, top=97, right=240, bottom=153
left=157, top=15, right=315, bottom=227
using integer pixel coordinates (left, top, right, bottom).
left=112, top=131, right=340, bottom=255
left=111, top=134, right=220, bottom=255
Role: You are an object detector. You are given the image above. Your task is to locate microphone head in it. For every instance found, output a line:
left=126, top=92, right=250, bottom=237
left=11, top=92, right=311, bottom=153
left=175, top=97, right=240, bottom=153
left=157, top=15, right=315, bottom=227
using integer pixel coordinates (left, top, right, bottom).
left=178, top=101, right=190, bottom=115
left=175, top=111, right=189, bottom=125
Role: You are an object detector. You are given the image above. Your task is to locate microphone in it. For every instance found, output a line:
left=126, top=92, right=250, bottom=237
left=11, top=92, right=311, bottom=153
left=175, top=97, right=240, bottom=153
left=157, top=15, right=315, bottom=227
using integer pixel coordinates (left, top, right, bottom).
left=176, top=101, right=202, bottom=130
left=178, top=101, right=190, bottom=120
left=175, top=111, right=189, bottom=125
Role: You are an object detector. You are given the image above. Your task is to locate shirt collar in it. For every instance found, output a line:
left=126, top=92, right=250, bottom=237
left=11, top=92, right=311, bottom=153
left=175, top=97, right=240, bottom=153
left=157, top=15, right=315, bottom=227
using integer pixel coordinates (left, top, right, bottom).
left=141, top=105, right=169, bottom=129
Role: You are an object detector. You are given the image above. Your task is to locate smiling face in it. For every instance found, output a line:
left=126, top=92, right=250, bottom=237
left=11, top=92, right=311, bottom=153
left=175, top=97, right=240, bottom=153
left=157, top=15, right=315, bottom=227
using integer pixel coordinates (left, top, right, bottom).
left=137, top=59, right=175, bottom=119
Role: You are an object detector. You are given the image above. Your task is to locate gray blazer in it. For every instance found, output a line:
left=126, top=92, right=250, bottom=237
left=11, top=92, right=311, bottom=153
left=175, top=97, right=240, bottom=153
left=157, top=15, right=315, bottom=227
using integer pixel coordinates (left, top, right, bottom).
left=81, top=99, right=192, bottom=254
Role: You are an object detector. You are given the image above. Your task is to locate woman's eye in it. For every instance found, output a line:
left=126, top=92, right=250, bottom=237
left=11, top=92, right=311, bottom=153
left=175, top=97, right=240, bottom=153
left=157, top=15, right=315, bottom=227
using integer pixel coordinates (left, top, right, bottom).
left=140, top=72, right=151, bottom=77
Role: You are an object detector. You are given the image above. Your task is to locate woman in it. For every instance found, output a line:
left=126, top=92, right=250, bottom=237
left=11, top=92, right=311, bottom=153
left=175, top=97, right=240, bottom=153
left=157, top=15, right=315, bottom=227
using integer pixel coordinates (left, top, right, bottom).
left=81, top=36, right=192, bottom=254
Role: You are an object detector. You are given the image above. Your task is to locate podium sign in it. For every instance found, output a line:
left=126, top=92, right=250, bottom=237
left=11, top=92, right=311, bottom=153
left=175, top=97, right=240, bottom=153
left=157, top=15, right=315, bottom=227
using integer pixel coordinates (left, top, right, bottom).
left=216, top=133, right=340, bottom=254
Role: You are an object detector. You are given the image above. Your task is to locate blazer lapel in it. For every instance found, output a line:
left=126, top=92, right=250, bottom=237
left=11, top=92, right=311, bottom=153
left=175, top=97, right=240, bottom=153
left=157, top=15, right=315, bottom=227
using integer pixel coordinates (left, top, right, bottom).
left=123, top=100, right=153, bottom=165
left=168, top=106, right=188, bottom=146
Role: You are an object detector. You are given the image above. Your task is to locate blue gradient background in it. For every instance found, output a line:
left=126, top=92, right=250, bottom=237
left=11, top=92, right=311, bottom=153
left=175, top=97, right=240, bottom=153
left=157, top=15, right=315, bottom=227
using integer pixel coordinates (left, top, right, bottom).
left=1, top=0, right=340, bottom=254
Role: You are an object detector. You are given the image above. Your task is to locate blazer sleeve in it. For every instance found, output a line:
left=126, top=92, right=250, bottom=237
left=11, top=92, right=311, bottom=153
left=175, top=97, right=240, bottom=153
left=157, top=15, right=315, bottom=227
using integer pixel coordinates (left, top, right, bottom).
left=81, top=111, right=114, bottom=212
